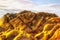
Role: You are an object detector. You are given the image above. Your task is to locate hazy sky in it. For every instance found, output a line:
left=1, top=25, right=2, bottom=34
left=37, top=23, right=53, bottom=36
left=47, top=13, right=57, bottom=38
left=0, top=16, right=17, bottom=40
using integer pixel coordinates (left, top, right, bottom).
left=0, top=0, right=60, bottom=17
left=32, top=0, right=60, bottom=4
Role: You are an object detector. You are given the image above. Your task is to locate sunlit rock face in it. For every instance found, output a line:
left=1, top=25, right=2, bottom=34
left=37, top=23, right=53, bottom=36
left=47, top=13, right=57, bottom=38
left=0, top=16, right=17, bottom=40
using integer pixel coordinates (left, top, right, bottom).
left=0, top=10, right=60, bottom=40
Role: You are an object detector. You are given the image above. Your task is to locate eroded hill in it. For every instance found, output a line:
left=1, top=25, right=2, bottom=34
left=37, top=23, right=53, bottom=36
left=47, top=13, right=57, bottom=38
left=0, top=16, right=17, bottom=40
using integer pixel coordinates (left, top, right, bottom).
left=0, top=10, right=60, bottom=40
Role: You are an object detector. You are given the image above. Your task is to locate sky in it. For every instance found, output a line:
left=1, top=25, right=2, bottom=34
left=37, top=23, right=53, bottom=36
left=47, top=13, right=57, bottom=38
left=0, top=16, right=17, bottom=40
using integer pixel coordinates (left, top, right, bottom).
left=32, top=0, right=60, bottom=4
left=0, top=0, right=60, bottom=17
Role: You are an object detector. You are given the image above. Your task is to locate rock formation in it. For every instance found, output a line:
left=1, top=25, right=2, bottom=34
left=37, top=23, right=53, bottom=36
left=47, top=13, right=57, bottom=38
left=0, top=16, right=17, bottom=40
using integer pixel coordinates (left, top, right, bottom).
left=0, top=10, right=60, bottom=40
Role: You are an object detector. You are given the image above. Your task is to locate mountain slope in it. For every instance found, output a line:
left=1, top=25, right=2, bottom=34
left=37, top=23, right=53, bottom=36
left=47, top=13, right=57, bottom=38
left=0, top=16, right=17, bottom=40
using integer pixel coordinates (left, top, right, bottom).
left=0, top=10, right=60, bottom=40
